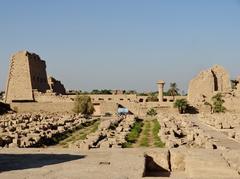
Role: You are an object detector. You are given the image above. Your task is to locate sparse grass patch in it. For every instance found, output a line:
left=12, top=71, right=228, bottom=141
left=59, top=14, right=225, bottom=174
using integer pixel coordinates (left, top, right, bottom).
left=54, top=119, right=100, bottom=148
left=139, top=121, right=151, bottom=147
left=122, top=118, right=143, bottom=148
left=152, top=119, right=165, bottom=148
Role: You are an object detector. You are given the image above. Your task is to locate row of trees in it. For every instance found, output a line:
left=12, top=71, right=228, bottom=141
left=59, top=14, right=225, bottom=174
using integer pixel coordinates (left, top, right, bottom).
left=174, top=93, right=226, bottom=114
left=73, top=82, right=183, bottom=97
left=72, top=91, right=226, bottom=118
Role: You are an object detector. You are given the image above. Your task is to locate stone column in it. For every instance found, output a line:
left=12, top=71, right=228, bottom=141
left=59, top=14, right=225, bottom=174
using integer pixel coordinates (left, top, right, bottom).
left=157, top=80, right=165, bottom=102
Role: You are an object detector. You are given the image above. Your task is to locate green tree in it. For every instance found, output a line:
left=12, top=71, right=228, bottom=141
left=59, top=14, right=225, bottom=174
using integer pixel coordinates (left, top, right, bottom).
left=231, top=80, right=239, bottom=90
left=167, top=83, right=179, bottom=100
left=146, top=92, right=158, bottom=102
left=212, top=93, right=226, bottom=113
left=91, top=89, right=112, bottom=94
left=125, top=90, right=137, bottom=95
left=73, top=95, right=95, bottom=117
left=146, top=108, right=157, bottom=117
left=137, top=93, right=148, bottom=96
left=174, top=99, right=188, bottom=114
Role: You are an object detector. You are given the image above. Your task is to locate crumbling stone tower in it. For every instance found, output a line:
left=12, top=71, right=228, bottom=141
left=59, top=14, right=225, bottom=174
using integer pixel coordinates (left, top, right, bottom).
left=5, top=51, right=50, bottom=103
left=188, top=65, right=231, bottom=105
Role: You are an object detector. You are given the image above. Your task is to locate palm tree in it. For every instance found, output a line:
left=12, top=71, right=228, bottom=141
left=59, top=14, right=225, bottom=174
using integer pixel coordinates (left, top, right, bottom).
left=168, top=83, right=179, bottom=101
left=174, top=99, right=188, bottom=114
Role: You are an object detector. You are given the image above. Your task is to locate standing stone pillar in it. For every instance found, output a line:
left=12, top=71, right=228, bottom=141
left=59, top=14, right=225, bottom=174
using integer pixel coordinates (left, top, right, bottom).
left=157, top=80, right=165, bottom=102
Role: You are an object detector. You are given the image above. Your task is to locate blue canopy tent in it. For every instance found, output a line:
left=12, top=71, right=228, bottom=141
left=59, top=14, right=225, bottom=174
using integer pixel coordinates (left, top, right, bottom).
left=117, top=108, right=129, bottom=115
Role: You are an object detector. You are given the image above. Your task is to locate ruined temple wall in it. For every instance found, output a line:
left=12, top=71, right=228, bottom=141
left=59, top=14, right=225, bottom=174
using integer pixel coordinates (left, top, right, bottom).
left=28, top=54, right=49, bottom=92
left=188, top=65, right=231, bottom=106
left=211, top=65, right=231, bottom=92
left=8, top=99, right=178, bottom=115
left=99, top=101, right=118, bottom=115
left=188, top=70, right=215, bottom=104
left=48, top=77, right=66, bottom=95
left=33, top=92, right=72, bottom=102
left=5, top=51, right=33, bottom=103
left=10, top=101, right=105, bottom=115
left=90, top=94, right=138, bottom=103
left=10, top=102, right=75, bottom=113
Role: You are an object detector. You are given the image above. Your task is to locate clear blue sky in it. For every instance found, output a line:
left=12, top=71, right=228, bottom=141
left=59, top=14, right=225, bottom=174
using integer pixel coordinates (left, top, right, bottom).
left=1, top=0, right=240, bottom=93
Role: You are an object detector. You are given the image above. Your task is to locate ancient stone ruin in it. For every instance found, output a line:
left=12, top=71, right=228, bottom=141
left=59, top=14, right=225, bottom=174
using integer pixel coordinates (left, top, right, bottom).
left=188, top=65, right=231, bottom=106
left=47, top=76, right=66, bottom=95
left=5, top=51, right=65, bottom=103
left=1, top=51, right=240, bottom=178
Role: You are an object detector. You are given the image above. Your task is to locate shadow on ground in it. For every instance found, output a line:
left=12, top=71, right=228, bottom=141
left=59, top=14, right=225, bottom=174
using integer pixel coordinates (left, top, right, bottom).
left=0, top=153, right=85, bottom=172
left=143, top=155, right=171, bottom=177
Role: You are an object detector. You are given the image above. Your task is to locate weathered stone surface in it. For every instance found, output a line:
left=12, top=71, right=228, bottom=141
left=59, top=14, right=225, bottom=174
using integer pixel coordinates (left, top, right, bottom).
left=170, top=149, right=186, bottom=171
left=0, top=113, right=88, bottom=148
left=5, top=51, right=66, bottom=103
left=76, top=115, right=136, bottom=149
left=188, top=65, right=231, bottom=106
left=146, top=150, right=170, bottom=172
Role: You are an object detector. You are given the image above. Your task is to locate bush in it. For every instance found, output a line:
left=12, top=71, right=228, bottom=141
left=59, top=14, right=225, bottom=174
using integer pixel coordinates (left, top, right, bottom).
left=104, top=112, right=112, bottom=117
left=73, top=95, right=95, bottom=117
left=146, top=108, right=157, bottom=117
left=174, top=99, right=188, bottom=114
left=146, top=92, right=158, bottom=102
left=212, top=93, right=226, bottom=113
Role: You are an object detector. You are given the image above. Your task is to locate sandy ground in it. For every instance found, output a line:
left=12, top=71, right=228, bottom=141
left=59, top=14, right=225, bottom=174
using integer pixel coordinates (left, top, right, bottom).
left=0, top=148, right=146, bottom=179
left=0, top=148, right=239, bottom=179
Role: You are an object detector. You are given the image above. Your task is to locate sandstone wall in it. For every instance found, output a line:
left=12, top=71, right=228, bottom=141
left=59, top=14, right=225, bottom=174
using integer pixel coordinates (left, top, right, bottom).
left=10, top=102, right=74, bottom=113
left=188, top=65, right=231, bottom=106
left=188, top=70, right=214, bottom=104
left=48, top=77, right=66, bottom=95
left=5, top=51, right=66, bottom=103
left=211, top=65, right=231, bottom=92
left=33, top=92, right=72, bottom=102
left=9, top=100, right=178, bottom=116
left=98, top=101, right=118, bottom=115
left=10, top=102, right=102, bottom=115
left=5, top=51, right=34, bottom=102
left=28, top=53, right=49, bottom=92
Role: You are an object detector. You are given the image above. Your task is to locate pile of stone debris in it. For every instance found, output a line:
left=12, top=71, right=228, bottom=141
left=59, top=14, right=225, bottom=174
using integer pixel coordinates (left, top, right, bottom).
left=198, top=113, right=240, bottom=142
left=0, top=113, right=89, bottom=148
left=77, top=115, right=136, bottom=150
left=158, top=114, right=218, bottom=149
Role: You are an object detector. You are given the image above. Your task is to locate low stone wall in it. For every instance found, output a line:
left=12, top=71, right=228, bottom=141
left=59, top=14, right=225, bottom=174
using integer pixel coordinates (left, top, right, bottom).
left=9, top=101, right=178, bottom=116
left=10, top=102, right=75, bottom=114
